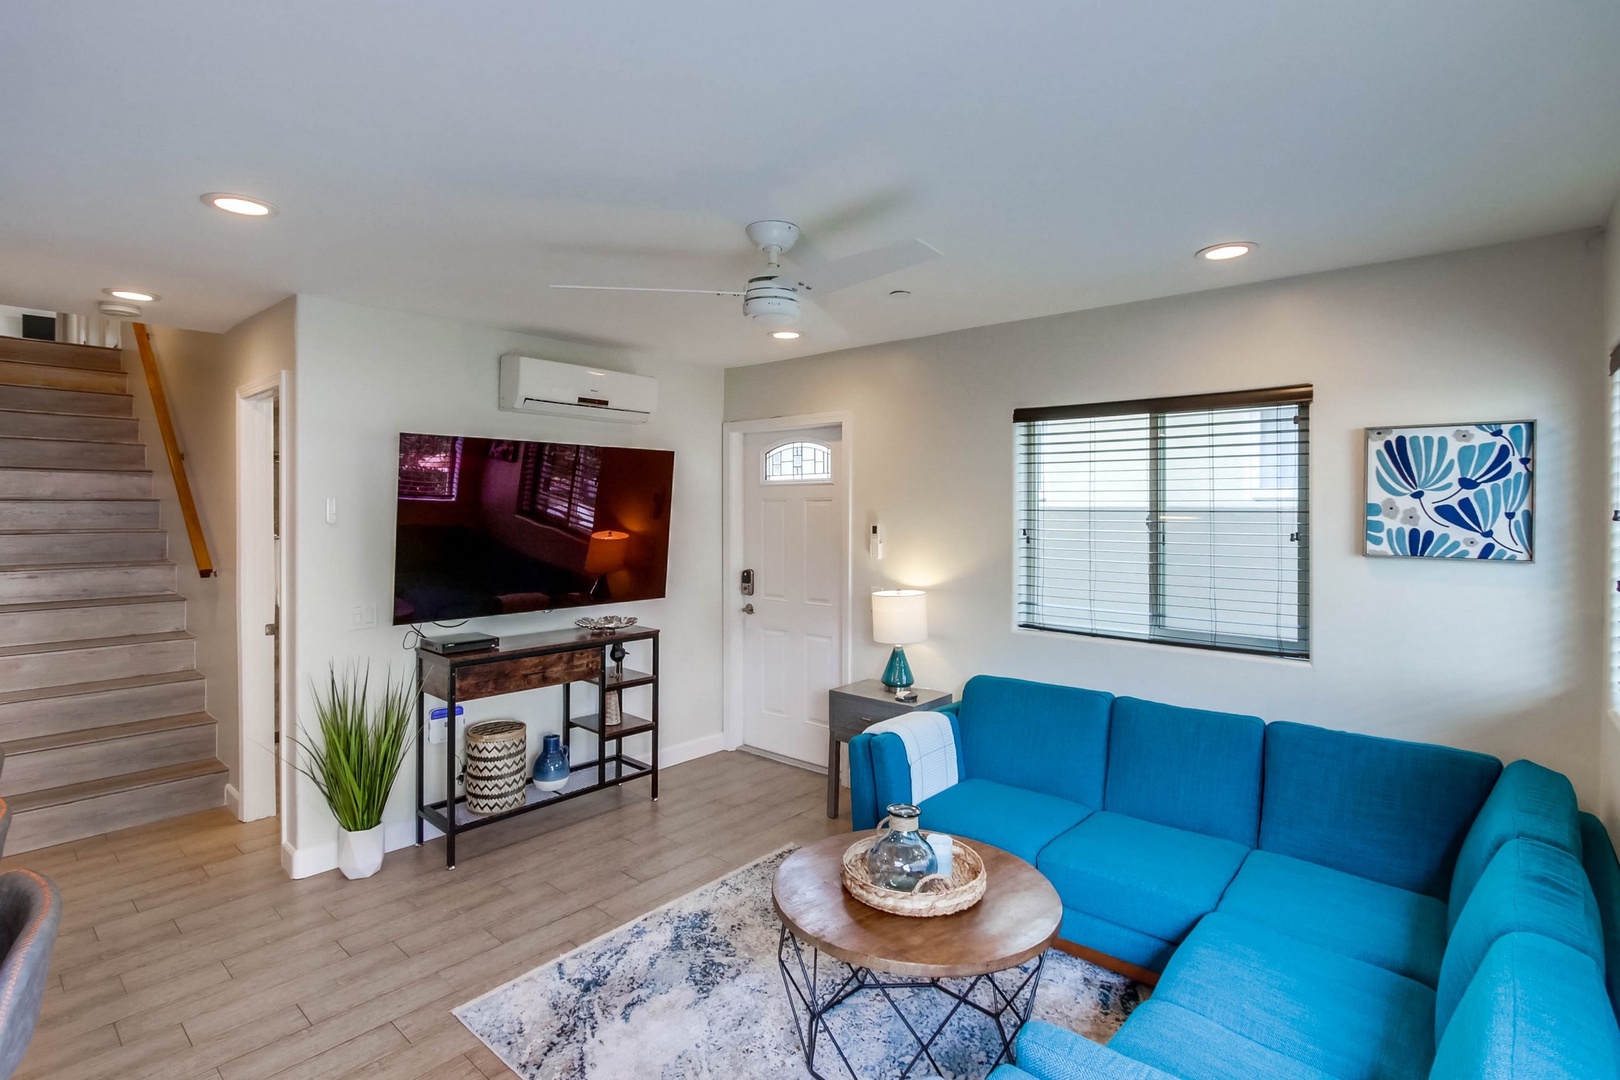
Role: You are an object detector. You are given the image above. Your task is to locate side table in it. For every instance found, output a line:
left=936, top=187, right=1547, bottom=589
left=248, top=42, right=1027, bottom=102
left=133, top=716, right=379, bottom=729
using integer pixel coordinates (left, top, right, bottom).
left=827, top=679, right=952, bottom=818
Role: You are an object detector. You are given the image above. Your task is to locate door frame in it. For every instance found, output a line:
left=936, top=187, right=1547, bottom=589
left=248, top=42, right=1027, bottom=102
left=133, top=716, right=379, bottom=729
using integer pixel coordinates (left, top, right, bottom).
left=234, top=371, right=292, bottom=826
left=721, top=411, right=855, bottom=758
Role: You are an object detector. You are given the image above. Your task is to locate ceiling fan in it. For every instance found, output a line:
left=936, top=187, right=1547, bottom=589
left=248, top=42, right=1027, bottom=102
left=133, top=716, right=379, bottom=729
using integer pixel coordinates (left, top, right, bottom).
left=550, top=220, right=940, bottom=331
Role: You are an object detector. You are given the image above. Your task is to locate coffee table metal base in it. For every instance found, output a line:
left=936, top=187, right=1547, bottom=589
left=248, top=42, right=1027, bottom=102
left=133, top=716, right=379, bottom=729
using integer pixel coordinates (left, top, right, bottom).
left=778, top=926, right=1045, bottom=1080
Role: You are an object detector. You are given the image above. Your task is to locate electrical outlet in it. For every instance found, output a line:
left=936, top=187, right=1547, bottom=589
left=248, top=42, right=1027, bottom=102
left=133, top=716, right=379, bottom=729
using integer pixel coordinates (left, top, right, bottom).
left=350, top=603, right=377, bottom=630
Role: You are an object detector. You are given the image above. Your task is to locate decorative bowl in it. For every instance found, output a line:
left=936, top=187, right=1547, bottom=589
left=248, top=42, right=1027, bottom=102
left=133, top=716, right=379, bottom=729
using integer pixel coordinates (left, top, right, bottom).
left=575, top=615, right=638, bottom=633
left=840, top=834, right=986, bottom=917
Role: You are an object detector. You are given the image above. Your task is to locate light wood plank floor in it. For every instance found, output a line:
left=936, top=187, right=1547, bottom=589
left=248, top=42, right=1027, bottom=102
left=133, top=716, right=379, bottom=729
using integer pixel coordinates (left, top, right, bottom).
left=0, top=750, right=848, bottom=1080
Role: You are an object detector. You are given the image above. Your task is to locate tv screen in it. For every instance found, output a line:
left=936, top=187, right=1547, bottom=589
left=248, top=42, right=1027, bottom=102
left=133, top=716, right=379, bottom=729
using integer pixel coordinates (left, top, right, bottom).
left=392, top=433, right=674, bottom=625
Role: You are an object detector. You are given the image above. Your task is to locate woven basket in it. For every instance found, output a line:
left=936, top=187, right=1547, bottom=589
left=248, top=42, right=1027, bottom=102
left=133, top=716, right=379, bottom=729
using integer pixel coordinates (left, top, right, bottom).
left=464, top=720, right=527, bottom=815
left=841, top=835, right=987, bottom=917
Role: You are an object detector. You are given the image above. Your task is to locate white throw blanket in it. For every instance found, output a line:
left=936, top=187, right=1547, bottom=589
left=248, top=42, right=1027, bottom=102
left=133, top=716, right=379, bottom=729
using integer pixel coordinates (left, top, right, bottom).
left=865, top=710, right=960, bottom=804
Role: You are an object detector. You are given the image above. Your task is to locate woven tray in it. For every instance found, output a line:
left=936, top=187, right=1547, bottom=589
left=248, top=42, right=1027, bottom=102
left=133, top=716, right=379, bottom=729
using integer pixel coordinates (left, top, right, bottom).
left=841, top=835, right=987, bottom=917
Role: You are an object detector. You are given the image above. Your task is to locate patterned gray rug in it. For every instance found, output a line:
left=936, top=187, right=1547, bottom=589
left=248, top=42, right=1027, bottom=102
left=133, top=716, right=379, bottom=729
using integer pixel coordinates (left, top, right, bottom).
left=455, top=847, right=1142, bottom=1079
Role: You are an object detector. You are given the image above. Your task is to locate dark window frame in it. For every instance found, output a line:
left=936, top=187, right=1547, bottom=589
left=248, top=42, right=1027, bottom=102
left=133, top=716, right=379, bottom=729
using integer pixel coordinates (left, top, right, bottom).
left=1015, top=385, right=1312, bottom=659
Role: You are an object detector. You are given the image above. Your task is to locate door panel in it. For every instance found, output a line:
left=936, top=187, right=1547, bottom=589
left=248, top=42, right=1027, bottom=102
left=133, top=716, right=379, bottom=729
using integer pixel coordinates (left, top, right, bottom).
left=741, top=426, right=846, bottom=764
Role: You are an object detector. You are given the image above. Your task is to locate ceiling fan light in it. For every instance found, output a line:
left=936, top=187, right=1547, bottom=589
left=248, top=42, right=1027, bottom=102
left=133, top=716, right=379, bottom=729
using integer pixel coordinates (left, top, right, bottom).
left=105, top=288, right=157, bottom=302
left=770, top=330, right=801, bottom=340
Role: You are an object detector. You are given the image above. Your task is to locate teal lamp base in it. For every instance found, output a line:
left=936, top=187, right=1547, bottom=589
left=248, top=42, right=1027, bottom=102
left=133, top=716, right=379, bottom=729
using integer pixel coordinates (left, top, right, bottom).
left=880, top=646, right=914, bottom=690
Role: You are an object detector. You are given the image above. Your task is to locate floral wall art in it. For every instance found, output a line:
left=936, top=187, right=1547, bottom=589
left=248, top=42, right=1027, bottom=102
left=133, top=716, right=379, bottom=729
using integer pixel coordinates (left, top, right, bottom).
left=1364, top=422, right=1534, bottom=561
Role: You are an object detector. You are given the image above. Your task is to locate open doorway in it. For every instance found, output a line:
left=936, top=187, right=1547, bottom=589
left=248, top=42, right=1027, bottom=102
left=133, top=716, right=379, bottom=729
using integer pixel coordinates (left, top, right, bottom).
left=236, top=372, right=290, bottom=825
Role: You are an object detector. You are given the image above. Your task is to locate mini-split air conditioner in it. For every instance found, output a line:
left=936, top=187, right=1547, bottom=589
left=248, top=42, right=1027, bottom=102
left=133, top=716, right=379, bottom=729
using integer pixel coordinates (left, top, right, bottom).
left=498, top=354, right=658, bottom=424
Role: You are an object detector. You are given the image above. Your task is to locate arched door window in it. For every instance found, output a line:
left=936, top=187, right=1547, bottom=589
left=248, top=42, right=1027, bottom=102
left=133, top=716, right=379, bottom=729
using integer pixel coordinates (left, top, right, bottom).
left=763, top=440, right=832, bottom=483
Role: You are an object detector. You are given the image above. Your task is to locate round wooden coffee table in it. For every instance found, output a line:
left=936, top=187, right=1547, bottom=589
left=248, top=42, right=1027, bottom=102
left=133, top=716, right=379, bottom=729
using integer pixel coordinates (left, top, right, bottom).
left=772, top=833, right=1061, bottom=1080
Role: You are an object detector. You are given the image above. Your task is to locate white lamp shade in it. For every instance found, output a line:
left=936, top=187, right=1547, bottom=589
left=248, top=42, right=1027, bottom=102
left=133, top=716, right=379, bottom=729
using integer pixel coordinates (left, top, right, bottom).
left=872, top=589, right=927, bottom=645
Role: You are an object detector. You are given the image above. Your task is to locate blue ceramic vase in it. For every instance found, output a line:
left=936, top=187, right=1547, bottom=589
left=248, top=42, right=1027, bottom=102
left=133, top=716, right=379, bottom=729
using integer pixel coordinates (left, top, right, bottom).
left=533, top=733, right=570, bottom=792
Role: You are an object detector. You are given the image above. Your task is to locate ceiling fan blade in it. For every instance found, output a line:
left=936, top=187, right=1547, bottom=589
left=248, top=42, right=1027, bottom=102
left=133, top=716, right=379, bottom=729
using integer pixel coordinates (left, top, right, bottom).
left=793, top=295, right=851, bottom=348
left=797, top=238, right=941, bottom=296
left=550, top=285, right=745, bottom=297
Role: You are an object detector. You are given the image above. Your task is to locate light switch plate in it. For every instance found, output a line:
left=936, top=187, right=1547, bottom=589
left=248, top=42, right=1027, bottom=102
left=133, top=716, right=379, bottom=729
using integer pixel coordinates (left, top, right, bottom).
left=350, top=603, right=377, bottom=630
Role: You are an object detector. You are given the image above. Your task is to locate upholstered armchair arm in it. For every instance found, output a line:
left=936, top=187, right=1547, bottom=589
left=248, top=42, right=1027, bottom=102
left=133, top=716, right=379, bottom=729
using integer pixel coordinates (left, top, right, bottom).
left=1014, top=1021, right=1183, bottom=1080
left=850, top=710, right=963, bottom=830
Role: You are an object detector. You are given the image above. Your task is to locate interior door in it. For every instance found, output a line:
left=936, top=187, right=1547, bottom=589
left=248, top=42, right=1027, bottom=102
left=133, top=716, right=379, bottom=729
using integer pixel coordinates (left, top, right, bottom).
left=741, top=425, right=846, bottom=765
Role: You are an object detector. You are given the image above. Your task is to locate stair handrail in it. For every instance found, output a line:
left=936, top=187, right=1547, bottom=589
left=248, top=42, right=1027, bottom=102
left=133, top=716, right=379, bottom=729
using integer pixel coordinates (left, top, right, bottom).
left=131, top=323, right=215, bottom=578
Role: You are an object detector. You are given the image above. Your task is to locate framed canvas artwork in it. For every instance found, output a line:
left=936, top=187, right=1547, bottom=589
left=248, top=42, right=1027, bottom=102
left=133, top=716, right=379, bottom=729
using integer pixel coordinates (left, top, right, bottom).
left=1365, top=422, right=1534, bottom=561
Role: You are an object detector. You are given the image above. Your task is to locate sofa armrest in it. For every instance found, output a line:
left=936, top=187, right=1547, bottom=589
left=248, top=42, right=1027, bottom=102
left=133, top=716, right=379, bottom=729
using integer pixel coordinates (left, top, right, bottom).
left=850, top=710, right=963, bottom=830
left=1015, top=1021, right=1183, bottom=1080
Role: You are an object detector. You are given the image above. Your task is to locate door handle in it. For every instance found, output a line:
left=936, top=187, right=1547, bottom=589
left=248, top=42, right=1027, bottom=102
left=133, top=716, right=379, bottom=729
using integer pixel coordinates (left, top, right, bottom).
left=742, top=603, right=755, bottom=615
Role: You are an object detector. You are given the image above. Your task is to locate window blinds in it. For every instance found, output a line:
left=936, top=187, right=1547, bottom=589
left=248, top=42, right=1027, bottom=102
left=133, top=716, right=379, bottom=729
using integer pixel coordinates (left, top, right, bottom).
left=1014, top=385, right=1311, bottom=658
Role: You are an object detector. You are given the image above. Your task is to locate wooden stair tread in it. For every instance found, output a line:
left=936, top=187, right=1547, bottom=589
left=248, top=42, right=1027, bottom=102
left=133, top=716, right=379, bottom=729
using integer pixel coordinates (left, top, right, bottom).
left=0, top=668, right=203, bottom=706
left=0, top=528, right=165, bottom=536
left=0, top=433, right=139, bottom=445
left=0, top=404, right=138, bottom=422
left=0, top=629, right=192, bottom=659
left=0, top=337, right=122, bottom=369
left=0, top=594, right=183, bottom=615
left=0, top=465, right=151, bottom=476
left=3, top=712, right=215, bottom=756
left=0, top=559, right=173, bottom=571
left=7, top=758, right=228, bottom=813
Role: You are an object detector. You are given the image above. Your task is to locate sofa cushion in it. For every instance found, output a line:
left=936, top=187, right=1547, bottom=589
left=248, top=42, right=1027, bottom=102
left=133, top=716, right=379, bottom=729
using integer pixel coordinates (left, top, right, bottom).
left=1108, top=1000, right=1338, bottom=1080
left=1217, top=849, right=1446, bottom=986
left=1259, top=721, right=1500, bottom=898
left=916, top=778, right=1091, bottom=865
left=1430, top=933, right=1620, bottom=1080
left=1058, top=906, right=1176, bottom=974
left=956, top=676, right=1113, bottom=806
left=1038, top=811, right=1247, bottom=945
left=1102, top=697, right=1264, bottom=846
left=1447, top=759, right=1581, bottom=929
left=1151, top=912, right=1436, bottom=1080
left=1578, top=811, right=1620, bottom=1027
left=1012, top=1019, right=1186, bottom=1080
left=1436, top=837, right=1604, bottom=1038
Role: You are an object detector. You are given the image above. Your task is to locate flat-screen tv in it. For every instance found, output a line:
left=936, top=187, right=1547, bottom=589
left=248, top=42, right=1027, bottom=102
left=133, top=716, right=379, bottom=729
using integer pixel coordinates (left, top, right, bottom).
left=392, top=433, right=675, bottom=625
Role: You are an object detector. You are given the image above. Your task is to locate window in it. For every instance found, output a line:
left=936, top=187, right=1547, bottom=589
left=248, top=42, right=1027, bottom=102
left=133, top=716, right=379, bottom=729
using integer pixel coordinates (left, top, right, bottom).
left=398, top=434, right=462, bottom=501
left=519, top=442, right=601, bottom=533
left=1014, top=385, right=1311, bottom=658
left=764, top=440, right=832, bottom=483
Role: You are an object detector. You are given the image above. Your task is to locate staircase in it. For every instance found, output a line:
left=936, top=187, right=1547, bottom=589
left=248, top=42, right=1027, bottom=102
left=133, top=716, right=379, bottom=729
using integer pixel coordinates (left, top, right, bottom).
left=0, top=335, right=226, bottom=853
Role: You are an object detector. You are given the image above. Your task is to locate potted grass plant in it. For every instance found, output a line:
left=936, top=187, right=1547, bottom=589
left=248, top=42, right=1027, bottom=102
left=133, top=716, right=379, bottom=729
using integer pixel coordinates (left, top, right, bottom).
left=292, top=663, right=415, bottom=880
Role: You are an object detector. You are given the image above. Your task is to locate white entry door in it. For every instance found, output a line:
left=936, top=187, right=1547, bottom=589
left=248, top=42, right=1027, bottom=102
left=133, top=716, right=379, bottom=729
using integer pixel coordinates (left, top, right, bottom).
left=741, top=425, right=846, bottom=765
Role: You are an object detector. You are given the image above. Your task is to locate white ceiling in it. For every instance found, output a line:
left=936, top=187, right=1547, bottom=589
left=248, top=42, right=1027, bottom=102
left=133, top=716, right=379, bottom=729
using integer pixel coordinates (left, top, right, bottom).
left=4, top=2, right=1619, bottom=367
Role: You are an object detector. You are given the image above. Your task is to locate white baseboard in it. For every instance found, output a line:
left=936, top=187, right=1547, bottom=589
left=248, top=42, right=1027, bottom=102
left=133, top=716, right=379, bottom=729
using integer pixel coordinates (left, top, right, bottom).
left=279, top=732, right=730, bottom=878
left=223, top=784, right=243, bottom=820
left=660, top=731, right=726, bottom=768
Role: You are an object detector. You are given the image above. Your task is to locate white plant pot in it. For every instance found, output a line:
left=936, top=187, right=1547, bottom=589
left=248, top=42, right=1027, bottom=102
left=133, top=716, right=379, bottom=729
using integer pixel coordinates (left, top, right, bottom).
left=337, top=824, right=386, bottom=880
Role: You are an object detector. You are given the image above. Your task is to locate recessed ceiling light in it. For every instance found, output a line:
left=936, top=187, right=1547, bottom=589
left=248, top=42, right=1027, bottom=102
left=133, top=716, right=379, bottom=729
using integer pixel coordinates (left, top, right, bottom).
left=889, top=289, right=911, bottom=298
left=202, top=193, right=277, bottom=217
left=105, top=289, right=157, bottom=303
left=1196, top=242, right=1254, bottom=261
left=769, top=330, right=802, bottom=340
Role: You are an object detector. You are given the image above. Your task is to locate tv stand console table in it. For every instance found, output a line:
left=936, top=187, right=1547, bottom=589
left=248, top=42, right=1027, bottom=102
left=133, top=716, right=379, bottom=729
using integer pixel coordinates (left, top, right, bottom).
left=414, top=625, right=659, bottom=869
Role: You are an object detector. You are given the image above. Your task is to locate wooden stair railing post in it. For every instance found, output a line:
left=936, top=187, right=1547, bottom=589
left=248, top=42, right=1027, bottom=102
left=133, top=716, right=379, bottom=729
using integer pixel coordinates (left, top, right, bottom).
left=131, top=323, right=215, bottom=578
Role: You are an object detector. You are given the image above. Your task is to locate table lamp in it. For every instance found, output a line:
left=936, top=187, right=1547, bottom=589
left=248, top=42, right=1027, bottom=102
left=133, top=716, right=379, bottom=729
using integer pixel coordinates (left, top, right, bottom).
left=872, top=589, right=926, bottom=699
left=585, top=530, right=629, bottom=600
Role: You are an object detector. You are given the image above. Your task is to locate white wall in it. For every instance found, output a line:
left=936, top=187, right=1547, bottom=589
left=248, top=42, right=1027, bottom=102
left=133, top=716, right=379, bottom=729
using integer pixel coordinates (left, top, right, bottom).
left=288, top=296, right=724, bottom=874
left=1603, top=196, right=1620, bottom=837
left=727, top=232, right=1608, bottom=804
left=126, top=303, right=295, bottom=805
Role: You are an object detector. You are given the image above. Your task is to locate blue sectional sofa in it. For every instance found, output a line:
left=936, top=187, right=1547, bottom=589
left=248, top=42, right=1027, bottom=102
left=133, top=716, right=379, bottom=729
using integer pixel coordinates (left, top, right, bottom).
left=847, top=675, right=1620, bottom=1079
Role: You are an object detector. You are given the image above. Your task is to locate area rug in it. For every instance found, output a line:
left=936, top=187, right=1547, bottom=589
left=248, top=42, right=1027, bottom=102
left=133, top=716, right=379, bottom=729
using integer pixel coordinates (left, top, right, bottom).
left=455, top=847, right=1143, bottom=1079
